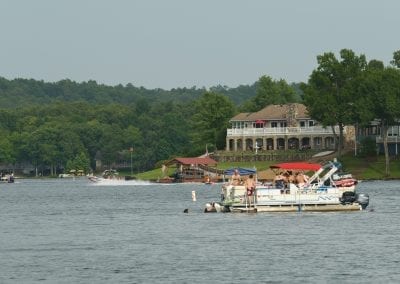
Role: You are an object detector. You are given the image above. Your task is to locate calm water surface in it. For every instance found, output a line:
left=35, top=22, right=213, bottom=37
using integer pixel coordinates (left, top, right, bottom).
left=0, top=178, right=399, bottom=283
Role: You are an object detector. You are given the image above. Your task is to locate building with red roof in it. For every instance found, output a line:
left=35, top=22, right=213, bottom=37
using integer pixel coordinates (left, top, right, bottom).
left=160, top=156, right=220, bottom=183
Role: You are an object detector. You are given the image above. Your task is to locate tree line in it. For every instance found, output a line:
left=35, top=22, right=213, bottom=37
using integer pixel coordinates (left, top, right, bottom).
left=0, top=77, right=297, bottom=175
left=0, top=75, right=294, bottom=175
left=302, top=49, right=400, bottom=176
left=0, top=48, right=399, bottom=176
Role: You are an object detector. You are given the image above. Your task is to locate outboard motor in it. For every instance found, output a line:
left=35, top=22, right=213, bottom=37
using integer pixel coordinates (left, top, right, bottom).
left=356, top=193, right=370, bottom=210
left=340, top=191, right=357, bottom=204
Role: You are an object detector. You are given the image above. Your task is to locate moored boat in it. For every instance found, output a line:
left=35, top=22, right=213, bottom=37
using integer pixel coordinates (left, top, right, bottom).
left=206, top=160, right=369, bottom=213
left=1, top=173, right=15, bottom=183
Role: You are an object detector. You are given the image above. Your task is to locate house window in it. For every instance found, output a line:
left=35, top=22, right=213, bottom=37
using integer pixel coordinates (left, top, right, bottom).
left=367, top=126, right=378, bottom=135
left=309, top=121, right=314, bottom=127
left=271, top=122, right=277, bottom=128
left=280, top=122, right=287, bottom=127
left=254, top=121, right=265, bottom=128
left=300, top=121, right=305, bottom=127
left=388, top=126, right=399, bottom=136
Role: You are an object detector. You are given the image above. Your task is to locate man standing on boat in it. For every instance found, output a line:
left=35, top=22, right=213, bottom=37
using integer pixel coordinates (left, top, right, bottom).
left=230, top=169, right=241, bottom=185
left=244, top=174, right=256, bottom=207
left=274, top=172, right=285, bottom=189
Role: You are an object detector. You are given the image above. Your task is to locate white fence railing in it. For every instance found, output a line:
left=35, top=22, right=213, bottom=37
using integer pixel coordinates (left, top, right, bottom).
left=227, top=126, right=339, bottom=137
left=376, top=136, right=400, bottom=143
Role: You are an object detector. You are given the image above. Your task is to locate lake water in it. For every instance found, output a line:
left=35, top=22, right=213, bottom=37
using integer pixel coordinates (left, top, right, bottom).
left=0, top=178, right=399, bottom=283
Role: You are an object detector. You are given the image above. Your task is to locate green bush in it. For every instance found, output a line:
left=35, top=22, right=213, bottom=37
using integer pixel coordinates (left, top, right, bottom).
left=358, top=137, right=377, bottom=157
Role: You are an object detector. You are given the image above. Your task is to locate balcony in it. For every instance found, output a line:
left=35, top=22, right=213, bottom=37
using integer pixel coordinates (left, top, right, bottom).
left=376, top=136, right=400, bottom=143
left=227, top=126, right=340, bottom=137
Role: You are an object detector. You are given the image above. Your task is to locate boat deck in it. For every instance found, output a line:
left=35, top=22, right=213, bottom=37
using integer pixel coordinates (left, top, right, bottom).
left=230, top=203, right=362, bottom=213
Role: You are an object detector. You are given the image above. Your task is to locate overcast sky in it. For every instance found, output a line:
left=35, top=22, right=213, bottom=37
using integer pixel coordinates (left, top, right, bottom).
left=1, top=0, right=399, bottom=89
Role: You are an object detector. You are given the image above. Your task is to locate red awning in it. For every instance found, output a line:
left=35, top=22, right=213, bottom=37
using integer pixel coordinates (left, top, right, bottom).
left=270, top=162, right=321, bottom=171
left=255, top=120, right=265, bottom=124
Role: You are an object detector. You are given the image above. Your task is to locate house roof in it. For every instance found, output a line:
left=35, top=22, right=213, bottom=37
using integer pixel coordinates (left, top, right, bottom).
left=165, top=157, right=218, bottom=167
left=230, top=103, right=309, bottom=121
left=230, top=112, right=252, bottom=121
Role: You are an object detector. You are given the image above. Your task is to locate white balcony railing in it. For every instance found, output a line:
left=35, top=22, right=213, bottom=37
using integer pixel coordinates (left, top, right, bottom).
left=227, top=126, right=340, bottom=137
left=376, top=136, right=400, bottom=143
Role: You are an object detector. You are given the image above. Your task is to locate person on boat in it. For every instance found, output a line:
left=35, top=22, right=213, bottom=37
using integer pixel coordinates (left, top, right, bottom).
left=295, top=171, right=309, bottom=188
left=274, top=172, right=285, bottom=189
left=287, top=171, right=295, bottom=184
left=281, top=171, right=293, bottom=193
left=230, top=169, right=241, bottom=185
left=282, top=171, right=290, bottom=187
left=8, top=173, right=14, bottom=183
left=244, top=174, right=256, bottom=207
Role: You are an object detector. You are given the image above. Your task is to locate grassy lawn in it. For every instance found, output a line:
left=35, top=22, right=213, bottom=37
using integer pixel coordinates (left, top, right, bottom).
left=338, top=154, right=400, bottom=180
left=131, top=153, right=400, bottom=181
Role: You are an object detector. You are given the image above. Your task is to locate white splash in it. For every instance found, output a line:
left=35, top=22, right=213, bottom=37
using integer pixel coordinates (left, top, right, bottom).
left=89, top=178, right=154, bottom=186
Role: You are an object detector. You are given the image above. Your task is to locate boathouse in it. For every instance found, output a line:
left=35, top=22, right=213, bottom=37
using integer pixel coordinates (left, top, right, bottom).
left=161, top=157, right=219, bottom=182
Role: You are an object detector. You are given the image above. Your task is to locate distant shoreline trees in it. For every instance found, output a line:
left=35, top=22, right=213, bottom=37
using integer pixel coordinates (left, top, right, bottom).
left=1, top=49, right=399, bottom=176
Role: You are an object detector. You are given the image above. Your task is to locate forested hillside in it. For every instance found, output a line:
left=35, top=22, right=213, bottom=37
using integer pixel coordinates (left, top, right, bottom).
left=0, top=75, right=299, bottom=175
left=2, top=48, right=399, bottom=177
left=0, top=77, right=258, bottom=108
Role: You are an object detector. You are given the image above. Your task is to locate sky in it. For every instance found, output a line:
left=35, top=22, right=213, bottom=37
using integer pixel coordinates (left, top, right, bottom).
left=1, top=0, right=399, bottom=90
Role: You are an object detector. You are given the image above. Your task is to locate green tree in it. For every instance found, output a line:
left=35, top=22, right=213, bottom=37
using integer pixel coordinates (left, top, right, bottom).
left=131, top=101, right=192, bottom=169
left=10, top=132, right=34, bottom=171
left=76, top=120, right=106, bottom=170
left=358, top=137, right=377, bottom=157
left=66, top=152, right=90, bottom=173
left=190, top=92, right=235, bottom=154
left=30, top=126, right=64, bottom=176
left=56, top=128, right=87, bottom=170
left=390, top=50, right=400, bottom=68
left=242, top=76, right=297, bottom=112
left=355, top=65, right=400, bottom=176
left=0, top=136, right=15, bottom=165
left=97, top=123, right=136, bottom=169
left=302, top=49, right=367, bottom=156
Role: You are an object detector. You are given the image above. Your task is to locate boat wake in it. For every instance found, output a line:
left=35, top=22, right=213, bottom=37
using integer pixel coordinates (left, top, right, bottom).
left=89, top=179, right=154, bottom=186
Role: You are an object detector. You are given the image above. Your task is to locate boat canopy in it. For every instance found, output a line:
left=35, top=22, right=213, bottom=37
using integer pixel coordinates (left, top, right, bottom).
left=224, top=167, right=257, bottom=176
left=270, top=162, right=321, bottom=171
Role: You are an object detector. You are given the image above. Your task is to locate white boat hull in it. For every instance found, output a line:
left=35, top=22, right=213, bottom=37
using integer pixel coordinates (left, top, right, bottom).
left=222, top=184, right=364, bottom=213
left=208, top=161, right=369, bottom=213
left=230, top=203, right=361, bottom=213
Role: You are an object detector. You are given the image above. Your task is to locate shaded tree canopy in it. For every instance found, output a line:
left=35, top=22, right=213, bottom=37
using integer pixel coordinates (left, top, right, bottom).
left=0, top=77, right=245, bottom=174
left=302, top=49, right=367, bottom=156
left=240, top=76, right=299, bottom=112
left=391, top=49, right=400, bottom=68
left=190, top=92, right=236, bottom=154
left=355, top=64, right=400, bottom=175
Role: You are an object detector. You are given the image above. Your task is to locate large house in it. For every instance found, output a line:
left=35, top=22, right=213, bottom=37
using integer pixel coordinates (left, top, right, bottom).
left=226, top=103, right=354, bottom=152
